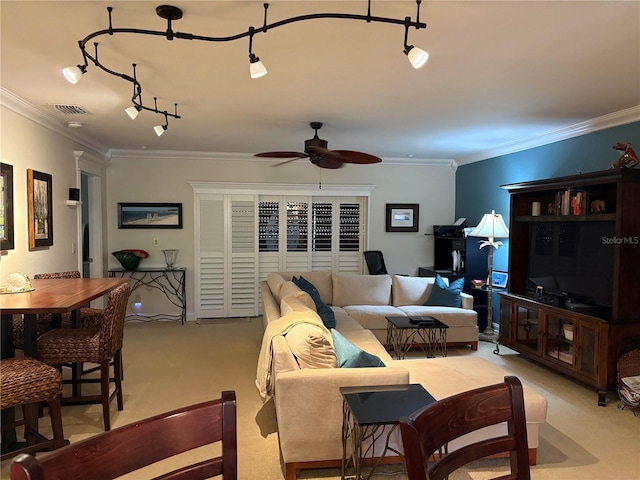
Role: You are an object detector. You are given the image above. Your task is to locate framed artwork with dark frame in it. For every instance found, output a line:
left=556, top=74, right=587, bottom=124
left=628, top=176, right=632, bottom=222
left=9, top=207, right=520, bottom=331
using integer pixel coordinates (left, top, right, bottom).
left=386, top=203, right=419, bottom=232
left=118, top=203, right=183, bottom=229
left=1, top=163, right=15, bottom=250
left=27, top=169, right=53, bottom=249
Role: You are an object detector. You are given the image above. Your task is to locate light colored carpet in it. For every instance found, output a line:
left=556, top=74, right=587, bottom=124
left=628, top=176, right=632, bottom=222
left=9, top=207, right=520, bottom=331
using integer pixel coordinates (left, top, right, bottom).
left=2, top=318, right=639, bottom=479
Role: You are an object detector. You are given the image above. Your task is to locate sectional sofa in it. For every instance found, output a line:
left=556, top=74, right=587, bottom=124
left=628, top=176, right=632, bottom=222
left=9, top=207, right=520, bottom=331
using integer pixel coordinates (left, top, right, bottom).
left=256, top=271, right=548, bottom=480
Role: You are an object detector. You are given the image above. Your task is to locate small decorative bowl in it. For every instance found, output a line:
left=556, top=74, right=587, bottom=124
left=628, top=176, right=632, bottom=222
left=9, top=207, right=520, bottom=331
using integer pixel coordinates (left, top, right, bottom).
left=112, top=251, right=142, bottom=270
left=471, top=279, right=486, bottom=289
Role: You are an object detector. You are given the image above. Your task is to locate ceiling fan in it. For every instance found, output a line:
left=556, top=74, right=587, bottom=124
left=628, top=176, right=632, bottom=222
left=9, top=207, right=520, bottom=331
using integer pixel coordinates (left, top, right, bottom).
left=254, top=122, right=382, bottom=169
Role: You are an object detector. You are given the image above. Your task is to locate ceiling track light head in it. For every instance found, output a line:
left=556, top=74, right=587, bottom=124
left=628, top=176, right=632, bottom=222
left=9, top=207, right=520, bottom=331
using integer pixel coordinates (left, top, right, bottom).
left=404, top=44, right=428, bottom=69
left=62, top=64, right=87, bottom=84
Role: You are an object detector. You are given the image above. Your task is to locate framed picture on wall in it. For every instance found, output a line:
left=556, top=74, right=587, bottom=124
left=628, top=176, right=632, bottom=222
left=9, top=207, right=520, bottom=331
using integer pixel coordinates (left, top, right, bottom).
left=118, top=203, right=183, bottom=229
left=385, top=203, right=419, bottom=232
left=27, top=169, right=53, bottom=249
left=1, top=163, right=15, bottom=250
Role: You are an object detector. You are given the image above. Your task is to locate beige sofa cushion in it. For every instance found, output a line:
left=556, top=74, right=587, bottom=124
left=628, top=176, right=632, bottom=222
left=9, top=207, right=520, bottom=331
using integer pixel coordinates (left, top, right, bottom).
left=392, top=275, right=439, bottom=306
left=278, top=271, right=333, bottom=305
left=333, top=274, right=392, bottom=307
left=267, top=273, right=288, bottom=303
left=398, top=305, right=477, bottom=327
left=280, top=290, right=316, bottom=314
left=278, top=281, right=316, bottom=310
left=343, top=305, right=406, bottom=330
left=285, top=322, right=338, bottom=369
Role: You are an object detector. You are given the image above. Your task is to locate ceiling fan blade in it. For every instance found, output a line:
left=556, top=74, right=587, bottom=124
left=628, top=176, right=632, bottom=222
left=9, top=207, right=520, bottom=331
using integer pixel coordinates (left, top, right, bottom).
left=254, top=151, right=308, bottom=158
left=273, top=157, right=306, bottom=167
left=331, top=150, right=382, bottom=164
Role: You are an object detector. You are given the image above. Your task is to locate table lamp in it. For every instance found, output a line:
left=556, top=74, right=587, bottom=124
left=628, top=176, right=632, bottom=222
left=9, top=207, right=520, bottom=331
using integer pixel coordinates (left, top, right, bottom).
left=468, top=210, right=510, bottom=340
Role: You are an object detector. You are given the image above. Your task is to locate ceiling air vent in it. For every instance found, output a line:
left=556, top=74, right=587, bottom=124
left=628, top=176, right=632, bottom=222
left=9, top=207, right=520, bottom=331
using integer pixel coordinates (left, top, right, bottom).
left=50, top=104, right=91, bottom=115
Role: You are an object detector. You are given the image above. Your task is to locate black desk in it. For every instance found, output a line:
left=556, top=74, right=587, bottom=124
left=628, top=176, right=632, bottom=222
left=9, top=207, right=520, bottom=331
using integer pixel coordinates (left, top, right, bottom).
left=340, top=384, right=435, bottom=480
left=108, top=268, right=186, bottom=323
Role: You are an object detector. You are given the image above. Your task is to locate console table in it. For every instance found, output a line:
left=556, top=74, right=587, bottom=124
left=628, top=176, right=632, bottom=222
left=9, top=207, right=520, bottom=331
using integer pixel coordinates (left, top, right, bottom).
left=108, top=268, right=186, bottom=324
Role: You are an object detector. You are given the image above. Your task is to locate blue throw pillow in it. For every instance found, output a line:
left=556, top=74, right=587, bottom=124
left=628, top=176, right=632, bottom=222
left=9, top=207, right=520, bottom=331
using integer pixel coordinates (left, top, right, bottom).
left=424, top=274, right=464, bottom=308
left=292, top=276, right=337, bottom=329
left=330, top=329, right=384, bottom=368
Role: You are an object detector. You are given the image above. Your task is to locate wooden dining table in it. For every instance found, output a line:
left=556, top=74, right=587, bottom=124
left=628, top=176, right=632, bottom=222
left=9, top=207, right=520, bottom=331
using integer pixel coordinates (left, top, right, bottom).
left=0, top=277, right=128, bottom=359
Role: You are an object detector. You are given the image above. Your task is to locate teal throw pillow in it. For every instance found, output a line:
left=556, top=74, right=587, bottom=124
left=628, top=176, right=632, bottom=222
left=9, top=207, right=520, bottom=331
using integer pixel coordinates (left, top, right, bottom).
left=292, top=276, right=337, bottom=329
left=330, top=329, right=384, bottom=368
left=424, top=274, right=464, bottom=308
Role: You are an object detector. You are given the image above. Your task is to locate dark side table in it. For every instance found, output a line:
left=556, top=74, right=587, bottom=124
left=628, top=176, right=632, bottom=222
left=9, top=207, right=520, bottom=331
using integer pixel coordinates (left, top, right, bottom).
left=386, top=316, right=449, bottom=359
left=340, top=384, right=435, bottom=480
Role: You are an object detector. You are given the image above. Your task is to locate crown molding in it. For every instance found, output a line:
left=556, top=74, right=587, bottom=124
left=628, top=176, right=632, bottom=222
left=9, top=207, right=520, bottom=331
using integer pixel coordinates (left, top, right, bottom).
left=188, top=181, right=376, bottom=197
left=457, top=105, right=640, bottom=165
left=107, top=148, right=456, bottom=168
left=1, top=87, right=109, bottom=156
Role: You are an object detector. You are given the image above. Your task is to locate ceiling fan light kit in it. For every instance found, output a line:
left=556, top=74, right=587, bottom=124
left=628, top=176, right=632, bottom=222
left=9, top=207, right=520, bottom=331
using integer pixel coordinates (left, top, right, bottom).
left=62, top=1, right=428, bottom=136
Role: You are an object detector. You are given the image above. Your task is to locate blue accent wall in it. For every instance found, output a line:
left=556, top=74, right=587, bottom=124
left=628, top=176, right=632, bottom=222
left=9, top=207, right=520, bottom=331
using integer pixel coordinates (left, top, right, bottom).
left=456, top=121, right=639, bottom=271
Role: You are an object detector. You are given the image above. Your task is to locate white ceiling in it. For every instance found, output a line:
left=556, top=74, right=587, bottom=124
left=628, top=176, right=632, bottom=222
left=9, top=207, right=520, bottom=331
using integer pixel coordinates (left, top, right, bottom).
left=1, top=1, right=639, bottom=165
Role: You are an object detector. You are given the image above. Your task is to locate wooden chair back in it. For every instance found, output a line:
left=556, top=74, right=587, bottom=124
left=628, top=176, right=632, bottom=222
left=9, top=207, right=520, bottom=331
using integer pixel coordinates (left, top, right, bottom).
left=33, top=271, right=81, bottom=279
left=10, top=391, right=237, bottom=480
left=98, top=282, right=130, bottom=358
left=399, top=376, right=530, bottom=480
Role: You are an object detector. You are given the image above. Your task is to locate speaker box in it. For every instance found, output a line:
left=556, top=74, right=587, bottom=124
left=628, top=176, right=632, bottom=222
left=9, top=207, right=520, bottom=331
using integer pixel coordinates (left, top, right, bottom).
left=69, top=188, right=80, bottom=201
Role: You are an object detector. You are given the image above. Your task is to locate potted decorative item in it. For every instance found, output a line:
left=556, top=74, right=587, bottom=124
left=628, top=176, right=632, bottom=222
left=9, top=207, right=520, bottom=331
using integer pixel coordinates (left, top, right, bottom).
left=112, top=249, right=149, bottom=270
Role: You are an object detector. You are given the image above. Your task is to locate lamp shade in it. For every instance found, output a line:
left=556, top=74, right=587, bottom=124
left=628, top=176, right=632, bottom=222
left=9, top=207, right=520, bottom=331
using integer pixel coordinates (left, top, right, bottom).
left=154, top=124, right=167, bottom=136
left=249, top=55, right=267, bottom=79
left=468, top=210, right=509, bottom=239
left=62, top=65, right=85, bottom=84
left=405, top=45, right=429, bottom=69
left=125, top=106, right=140, bottom=120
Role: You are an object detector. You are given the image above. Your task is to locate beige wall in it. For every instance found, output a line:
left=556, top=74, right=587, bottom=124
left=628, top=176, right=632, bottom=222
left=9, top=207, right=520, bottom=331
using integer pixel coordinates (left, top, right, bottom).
left=0, top=106, right=89, bottom=282
left=1, top=104, right=456, bottom=320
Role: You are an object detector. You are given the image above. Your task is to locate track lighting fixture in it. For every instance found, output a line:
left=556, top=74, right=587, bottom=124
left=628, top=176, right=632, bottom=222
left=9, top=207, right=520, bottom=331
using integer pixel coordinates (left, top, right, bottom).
left=404, top=45, right=429, bottom=69
left=403, top=10, right=429, bottom=69
left=249, top=54, right=268, bottom=79
left=62, top=64, right=87, bottom=84
left=125, top=105, right=142, bottom=120
left=248, top=27, right=267, bottom=79
left=64, top=1, right=428, bottom=134
left=154, top=124, right=168, bottom=137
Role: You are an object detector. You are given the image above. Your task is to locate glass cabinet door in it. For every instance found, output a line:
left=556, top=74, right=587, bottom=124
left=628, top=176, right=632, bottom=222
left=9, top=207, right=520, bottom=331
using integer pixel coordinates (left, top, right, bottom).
left=545, top=315, right=574, bottom=366
left=515, top=305, right=540, bottom=352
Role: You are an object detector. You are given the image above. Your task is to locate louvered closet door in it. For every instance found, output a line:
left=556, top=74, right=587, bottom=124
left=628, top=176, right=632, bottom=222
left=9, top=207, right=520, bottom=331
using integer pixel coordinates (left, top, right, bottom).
left=196, top=194, right=258, bottom=319
left=196, top=195, right=225, bottom=318
left=284, top=198, right=311, bottom=271
left=336, top=197, right=363, bottom=273
left=228, top=198, right=258, bottom=317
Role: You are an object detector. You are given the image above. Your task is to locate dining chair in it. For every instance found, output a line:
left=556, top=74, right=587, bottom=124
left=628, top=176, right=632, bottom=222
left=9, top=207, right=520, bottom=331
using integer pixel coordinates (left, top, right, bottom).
left=399, top=376, right=530, bottom=480
left=12, top=271, right=82, bottom=350
left=36, top=282, right=131, bottom=431
left=10, top=391, right=238, bottom=480
left=0, top=357, right=66, bottom=461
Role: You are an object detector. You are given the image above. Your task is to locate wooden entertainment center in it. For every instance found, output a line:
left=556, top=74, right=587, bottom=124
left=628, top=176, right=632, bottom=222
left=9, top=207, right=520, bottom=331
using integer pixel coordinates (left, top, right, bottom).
left=498, top=169, right=640, bottom=405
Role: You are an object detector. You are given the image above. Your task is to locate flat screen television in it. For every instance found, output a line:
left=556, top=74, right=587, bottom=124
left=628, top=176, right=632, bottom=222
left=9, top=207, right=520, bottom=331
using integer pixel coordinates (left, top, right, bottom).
left=526, top=221, right=615, bottom=308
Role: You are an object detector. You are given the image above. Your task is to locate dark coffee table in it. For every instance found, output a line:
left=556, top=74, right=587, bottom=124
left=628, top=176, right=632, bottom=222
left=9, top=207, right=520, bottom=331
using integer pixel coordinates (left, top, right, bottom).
left=386, top=316, right=449, bottom=359
left=340, top=384, right=435, bottom=480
